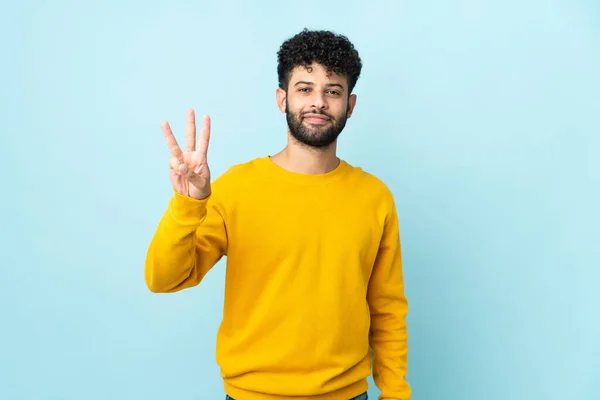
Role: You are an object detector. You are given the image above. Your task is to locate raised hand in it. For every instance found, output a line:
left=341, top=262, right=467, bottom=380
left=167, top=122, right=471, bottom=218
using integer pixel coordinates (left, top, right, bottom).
left=162, top=109, right=211, bottom=200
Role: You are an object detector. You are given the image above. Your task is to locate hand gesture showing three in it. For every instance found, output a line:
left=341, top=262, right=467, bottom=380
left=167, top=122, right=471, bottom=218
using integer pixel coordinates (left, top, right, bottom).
left=162, top=109, right=211, bottom=200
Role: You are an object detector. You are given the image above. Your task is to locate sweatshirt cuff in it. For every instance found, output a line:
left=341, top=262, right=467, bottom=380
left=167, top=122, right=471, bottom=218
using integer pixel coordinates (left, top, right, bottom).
left=168, top=190, right=210, bottom=225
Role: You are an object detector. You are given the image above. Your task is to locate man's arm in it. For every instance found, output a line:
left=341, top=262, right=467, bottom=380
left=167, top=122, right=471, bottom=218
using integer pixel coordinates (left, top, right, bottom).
left=144, top=187, right=228, bottom=293
left=145, top=109, right=227, bottom=293
left=367, top=194, right=411, bottom=399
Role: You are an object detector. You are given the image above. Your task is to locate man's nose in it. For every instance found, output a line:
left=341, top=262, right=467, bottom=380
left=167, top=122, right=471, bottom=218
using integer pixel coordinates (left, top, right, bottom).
left=310, top=92, right=327, bottom=109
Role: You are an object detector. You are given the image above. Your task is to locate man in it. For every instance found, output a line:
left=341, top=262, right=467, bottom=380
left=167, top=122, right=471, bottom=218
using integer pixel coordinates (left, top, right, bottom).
left=145, top=29, right=410, bottom=400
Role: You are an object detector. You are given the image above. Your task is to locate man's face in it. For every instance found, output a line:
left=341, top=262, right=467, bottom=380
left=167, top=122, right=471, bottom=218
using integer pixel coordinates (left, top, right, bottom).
left=278, top=63, right=357, bottom=149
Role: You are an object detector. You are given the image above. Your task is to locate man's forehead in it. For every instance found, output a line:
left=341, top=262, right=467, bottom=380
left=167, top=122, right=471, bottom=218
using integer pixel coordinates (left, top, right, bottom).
left=290, top=64, right=346, bottom=84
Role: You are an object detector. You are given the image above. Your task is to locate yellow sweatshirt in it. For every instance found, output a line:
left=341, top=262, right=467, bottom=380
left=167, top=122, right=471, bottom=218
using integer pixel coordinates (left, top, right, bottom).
left=145, top=156, right=410, bottom=400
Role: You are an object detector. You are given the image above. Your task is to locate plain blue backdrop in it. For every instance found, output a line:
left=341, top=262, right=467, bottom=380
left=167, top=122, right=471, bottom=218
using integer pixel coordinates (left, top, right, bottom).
left=2, top=1, right=599, bottom=399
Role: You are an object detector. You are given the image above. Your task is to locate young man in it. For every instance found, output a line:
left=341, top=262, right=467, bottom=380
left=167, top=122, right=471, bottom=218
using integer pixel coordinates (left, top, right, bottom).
left=145, top=29, right=411, bottom=400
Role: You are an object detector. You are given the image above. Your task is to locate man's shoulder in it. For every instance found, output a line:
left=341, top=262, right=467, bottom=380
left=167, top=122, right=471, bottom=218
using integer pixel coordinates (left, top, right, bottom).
left=207, top=157, right=265, bottom=206
left=343, top=160, right=395, bottom=199
left=213, top=156, right=265, bottom=183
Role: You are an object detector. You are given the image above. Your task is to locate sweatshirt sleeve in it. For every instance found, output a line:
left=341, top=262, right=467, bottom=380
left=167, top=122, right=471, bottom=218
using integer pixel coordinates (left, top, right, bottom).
left=144, top=183, right=228, bottom=293
left=367, top=194, right=411, bottom=399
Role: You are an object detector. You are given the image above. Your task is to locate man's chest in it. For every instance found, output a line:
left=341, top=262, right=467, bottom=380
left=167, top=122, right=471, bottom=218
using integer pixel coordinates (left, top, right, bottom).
left=224, top=187, right=385, bottom=269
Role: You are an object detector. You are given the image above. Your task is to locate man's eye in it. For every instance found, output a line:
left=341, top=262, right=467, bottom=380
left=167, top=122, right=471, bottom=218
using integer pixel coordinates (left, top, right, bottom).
left=328, top=90, right=339, bottom=95
left=299, top=88, right=310, bottom=92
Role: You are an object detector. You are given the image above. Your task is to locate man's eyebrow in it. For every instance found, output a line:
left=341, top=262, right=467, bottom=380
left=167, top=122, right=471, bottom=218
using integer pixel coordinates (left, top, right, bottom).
left=293, top=81, right=345, bottom=90
left=325, top=83, right=345, bottom=90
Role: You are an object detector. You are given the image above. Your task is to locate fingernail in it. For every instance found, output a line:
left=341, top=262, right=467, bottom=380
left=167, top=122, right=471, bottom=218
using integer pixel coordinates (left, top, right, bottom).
left=180, top=164, right=188, bottom=174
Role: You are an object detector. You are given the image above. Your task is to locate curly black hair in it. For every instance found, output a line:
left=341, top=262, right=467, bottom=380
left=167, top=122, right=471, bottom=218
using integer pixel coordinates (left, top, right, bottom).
left=277, top=28, right=363, bottom=94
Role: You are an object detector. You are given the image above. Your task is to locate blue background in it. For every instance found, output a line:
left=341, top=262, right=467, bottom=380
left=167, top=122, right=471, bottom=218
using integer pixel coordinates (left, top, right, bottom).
left=2, top=1, right=599, bottom=399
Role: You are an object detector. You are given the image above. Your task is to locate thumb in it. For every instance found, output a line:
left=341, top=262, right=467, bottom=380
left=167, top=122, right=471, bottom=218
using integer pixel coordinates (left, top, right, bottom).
left=179, top=164, right=206, bottom=185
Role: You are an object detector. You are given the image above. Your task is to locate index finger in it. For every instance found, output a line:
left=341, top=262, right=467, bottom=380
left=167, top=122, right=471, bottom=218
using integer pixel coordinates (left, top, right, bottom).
left=161, top=121, right=183, bottom=162
left=197, top=115, right=211, bottom=158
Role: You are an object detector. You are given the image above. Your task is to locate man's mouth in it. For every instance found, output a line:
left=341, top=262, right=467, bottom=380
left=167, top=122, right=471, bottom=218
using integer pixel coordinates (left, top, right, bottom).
left=303, top=113, right=331, bottom=123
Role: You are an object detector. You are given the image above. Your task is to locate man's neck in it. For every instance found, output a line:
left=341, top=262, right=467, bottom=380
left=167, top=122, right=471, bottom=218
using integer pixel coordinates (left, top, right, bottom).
left=270, top=135, right=339, bottom=175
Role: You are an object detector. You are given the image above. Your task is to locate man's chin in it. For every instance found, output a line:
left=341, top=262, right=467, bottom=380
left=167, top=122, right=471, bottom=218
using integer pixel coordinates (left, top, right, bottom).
left=292, top=132, right=339, bottom=149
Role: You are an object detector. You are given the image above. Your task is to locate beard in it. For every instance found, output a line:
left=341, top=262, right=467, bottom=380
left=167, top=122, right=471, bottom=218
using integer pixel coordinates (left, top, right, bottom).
left=286, top=100, right=348, bottom=149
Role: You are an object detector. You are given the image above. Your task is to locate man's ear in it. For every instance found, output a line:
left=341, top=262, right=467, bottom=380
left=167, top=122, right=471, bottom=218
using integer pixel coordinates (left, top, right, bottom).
left=346, top=93, right=357, bottom=118
left=276, top=87, right=287, bottom=113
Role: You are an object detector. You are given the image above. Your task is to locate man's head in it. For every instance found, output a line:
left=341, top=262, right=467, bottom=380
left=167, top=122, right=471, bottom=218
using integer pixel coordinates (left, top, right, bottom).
left=276, top=29, right=362, bottom=149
